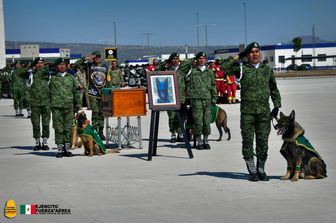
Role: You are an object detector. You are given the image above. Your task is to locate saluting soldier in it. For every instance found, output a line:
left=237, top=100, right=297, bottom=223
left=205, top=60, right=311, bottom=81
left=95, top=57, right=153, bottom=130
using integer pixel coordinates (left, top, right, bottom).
left=75, top=51, right=108, bottom=140
left=186, top=52, right=217, bottom=150
left=221, top=42, right=281, bottom=181
left=28, top=57, right=51, bottom=151
left=11, top=61, right=27, bottom=116
left=155, top=53, right=189, bottom=143
left=50, top=58, right=81, bottom=158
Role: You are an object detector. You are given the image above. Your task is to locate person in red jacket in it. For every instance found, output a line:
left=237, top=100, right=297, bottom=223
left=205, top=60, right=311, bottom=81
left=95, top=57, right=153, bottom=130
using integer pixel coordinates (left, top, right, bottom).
left=213, top=57, right=226, bottom=103
left=226, top=67, right=237, bottom=104
left=147, top=58, right=158, bottom=72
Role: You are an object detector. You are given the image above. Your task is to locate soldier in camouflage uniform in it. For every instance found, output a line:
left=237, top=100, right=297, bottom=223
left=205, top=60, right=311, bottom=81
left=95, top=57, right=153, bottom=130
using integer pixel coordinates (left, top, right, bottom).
left=221, top=42, right=281, bottom=181
left=186, top=52, right=217, bottom=150
left=155, top=53, right=190, bottom=143
left=28, top=57, right=51, bottom=151
left=50, top=58, right=81, bottom=158
left=75, top=51, right=107, bottom=140
left=106, top=60, right=125, bottom=88
left=11, top=61, right=27, bottom=116
left=1, top=65, right=13, bottom=98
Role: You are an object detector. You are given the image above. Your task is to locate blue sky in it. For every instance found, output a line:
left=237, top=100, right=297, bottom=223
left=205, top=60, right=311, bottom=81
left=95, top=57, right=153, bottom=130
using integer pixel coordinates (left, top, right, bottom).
left=3, top=0, right=336, bottom=46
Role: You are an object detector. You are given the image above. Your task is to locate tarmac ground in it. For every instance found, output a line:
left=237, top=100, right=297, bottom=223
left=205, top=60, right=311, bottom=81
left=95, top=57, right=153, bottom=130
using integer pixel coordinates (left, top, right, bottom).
left=1, top=76, right=336, bottom=223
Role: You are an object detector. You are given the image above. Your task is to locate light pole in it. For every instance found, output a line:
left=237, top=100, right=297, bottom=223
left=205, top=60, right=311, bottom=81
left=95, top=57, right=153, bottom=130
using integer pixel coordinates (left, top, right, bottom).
left=243, top=2, right=247, bottom=45
left=205, top=24, right=216, bottom=53
left=196, top=12, right=200, bottom=48
left=144, top=33, right=153, bottom=48
left=114, top=21, right=117, bottom=48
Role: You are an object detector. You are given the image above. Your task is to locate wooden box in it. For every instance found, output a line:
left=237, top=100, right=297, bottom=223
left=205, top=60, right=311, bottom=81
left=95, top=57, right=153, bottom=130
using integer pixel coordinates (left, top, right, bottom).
left=102, top=88, right=147, bottom=117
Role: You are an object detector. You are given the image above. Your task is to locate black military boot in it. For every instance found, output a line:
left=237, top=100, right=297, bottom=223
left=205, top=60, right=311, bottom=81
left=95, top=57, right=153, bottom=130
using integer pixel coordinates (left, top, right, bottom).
left=56, top=144, right=64, bottom=158
left=196, top=136, right=204, bottom=150
left=27, top=109, right=31, bottom=118
left=203, top=135, right=211, bottom=150
left=245, top=159, right=260, bottom=182
left=257, top=159, right=270, bottom=181
left=170, top=133, right=176, bottom=143
left=63, top=143, right=73, bottom=157
left=176, top=133, right=184, bottom=142
left=33, top=138, right=42, bottom=151
left=41, top=138, right=49, bottom=150
left=98, top=128, right=106, bottom=140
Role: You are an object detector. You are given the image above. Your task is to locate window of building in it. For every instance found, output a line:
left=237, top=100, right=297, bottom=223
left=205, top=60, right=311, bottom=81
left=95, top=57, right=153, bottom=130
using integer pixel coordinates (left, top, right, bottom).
left=270, top=56, right=274, bottom=62
left=318, top=54, right=326, bottom=61
left=278, top=55, right=285, bottom=63
left=302, top=54, right=312, bottom=62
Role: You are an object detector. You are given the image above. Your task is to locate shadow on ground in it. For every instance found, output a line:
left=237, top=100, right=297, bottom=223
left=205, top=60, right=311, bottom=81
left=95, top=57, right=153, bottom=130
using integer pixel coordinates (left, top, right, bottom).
left=179, top=171, right=281, bottom=180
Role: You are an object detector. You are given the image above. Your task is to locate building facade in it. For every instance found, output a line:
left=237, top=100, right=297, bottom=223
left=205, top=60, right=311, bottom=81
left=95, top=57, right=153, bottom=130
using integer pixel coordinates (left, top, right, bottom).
left=214, top=42, right=336, bottom=70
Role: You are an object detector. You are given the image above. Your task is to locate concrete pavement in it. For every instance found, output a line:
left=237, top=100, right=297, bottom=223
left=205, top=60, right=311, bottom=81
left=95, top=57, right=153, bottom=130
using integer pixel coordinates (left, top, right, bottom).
left=1, top=76, right=336, bottom=223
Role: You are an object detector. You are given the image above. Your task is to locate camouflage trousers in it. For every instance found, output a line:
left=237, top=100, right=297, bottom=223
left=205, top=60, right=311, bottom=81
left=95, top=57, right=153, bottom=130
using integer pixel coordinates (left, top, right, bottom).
left=90, top=97, right=104, bottom=130
left=240, top=113, right=271, bottom=161
left=191, top=99, right=211, bottom=137
left=23, top=89, right=30, bottom=110
left=167, top=111, right=182, bottom=134
left=31, top=105, right=51, bottom=138
left=13, top=88, right=24, bottom=110
left=52, top=107, right=73, bottom=144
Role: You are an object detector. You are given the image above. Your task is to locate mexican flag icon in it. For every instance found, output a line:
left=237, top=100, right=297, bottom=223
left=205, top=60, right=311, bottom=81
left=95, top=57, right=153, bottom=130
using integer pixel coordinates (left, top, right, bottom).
left=20, top=204, right=37, bottom=215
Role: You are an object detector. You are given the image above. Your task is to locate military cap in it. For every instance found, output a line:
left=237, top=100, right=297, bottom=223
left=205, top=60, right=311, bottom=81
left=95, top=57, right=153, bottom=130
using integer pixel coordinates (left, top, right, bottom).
left=245, top=42, right=260, bottom=53
left=54, top=58, right=67, bottom=65
left=32, top=57, right=44, bottom=66
left=195, top=52, right=207, bottom=59
left=92, top=51, right=101, bottom=57
left=13, top=60, right=21, bottom=66
left=169, top=52, right=179, bottom=60
left=215, top=57, right=223, bottom=61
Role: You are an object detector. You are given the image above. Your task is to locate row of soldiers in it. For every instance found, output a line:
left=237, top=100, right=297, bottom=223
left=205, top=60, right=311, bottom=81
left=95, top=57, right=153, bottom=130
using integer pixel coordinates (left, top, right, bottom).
left=1, top=51, right=128, bottom=158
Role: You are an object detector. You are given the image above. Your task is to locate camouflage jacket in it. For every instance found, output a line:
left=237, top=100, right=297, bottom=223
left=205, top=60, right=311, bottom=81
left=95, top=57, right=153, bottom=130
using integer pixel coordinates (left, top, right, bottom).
left=221, top=57, right=281, bottom=114
left=11, top=68, right=26, bottom=90
left=186, top=63, right=217, bottom=101
left=29, top=67, right=50, bottom=107
left=106, top=68, right=125, bottom=88
left=49, top=72, right=81, bottom=109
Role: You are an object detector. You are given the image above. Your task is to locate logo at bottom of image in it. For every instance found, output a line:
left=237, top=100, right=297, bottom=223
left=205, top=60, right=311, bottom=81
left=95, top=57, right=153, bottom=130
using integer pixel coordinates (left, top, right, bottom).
left=20, top=204, right=71, bottom=215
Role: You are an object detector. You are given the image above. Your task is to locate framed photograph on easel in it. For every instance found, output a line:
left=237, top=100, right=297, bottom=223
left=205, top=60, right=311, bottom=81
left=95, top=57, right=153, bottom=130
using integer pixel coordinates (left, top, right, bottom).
left=146, top=71, right=180, bottom=111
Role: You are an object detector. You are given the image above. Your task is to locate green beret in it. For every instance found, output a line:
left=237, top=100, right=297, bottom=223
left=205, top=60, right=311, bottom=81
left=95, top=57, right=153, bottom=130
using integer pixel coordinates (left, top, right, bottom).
left=245, top=42, right=260, bottom=53
left=32, top=57, right=44, bottom=66
left=13, top=60, right=21, bottom=66
left=169, top=52, right=179, bottom=60
left=215, top=57, right=223, bottom=61
left=195, top=52, right=207, bottom=59
left=92, top=51, right=101, bottom=57
left=54, top=58, right=67, bottom=65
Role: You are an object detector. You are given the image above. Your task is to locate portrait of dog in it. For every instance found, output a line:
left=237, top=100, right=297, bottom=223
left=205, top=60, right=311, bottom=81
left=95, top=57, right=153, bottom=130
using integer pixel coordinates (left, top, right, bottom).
left=185, top=104, right=231, bottom=146
left=71, top=111, right=119, bottom=156
left=274, top=110, right=327, bottom=181
left=156, top=77, right=171, bottom=103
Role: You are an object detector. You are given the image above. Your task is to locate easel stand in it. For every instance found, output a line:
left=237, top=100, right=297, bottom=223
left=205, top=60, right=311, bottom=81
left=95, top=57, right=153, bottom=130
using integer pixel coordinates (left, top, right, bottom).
left=147, top=110, right=193, bottom=161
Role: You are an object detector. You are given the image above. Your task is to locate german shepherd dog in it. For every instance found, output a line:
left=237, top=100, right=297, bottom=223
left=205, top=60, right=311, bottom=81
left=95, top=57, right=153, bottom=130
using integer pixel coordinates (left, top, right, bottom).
left=185, top=105, right=231, bottom=146
left=71, top=111, right=119, bottom=156
left=274, top=110, right=327, bottom=181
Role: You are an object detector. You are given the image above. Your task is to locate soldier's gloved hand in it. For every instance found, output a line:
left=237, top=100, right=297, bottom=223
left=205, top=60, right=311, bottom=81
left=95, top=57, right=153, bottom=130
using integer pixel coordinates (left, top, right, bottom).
left=74, top=107, right=80, bottom=115
left=238, top=51, right=247, bottom=59
left=270, top=107, right=279, bottom=119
